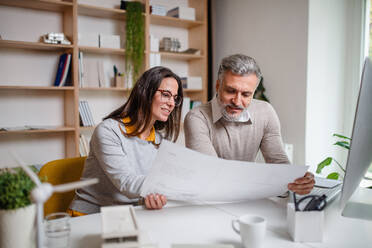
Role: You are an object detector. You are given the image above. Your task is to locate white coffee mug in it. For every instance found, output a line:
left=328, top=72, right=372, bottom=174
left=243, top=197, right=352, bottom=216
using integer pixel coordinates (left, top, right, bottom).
left=232, top=214, right=266, bottom=248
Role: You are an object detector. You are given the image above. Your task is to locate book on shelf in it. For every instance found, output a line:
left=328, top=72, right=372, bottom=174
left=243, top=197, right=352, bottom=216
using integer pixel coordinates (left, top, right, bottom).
left=83, top=101, right=95, bottom=126
left=79, top=52, right=84, bottom=88
left=79, top=100, right=95, bottom=127
left=79, top=134, right=90, bottom=157
left=53, top=53, right=71, bottom=87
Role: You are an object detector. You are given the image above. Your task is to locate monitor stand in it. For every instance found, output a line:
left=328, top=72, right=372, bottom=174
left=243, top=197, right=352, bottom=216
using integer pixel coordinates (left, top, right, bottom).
left=342, top=187, right=372, bottom=221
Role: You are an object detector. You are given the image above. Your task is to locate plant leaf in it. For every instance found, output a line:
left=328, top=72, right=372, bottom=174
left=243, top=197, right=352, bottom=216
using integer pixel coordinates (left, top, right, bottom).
left=333, top=141, right=350, bottom=150
left=333, top=133, right=351, bottom=140
left=316, top=157, right=333, bottom=174
left=327, top=172, right=340, bottom=180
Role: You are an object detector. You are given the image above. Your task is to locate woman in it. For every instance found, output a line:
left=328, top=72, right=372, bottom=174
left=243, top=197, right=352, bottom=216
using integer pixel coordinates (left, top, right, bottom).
left=69, top=66, right=183, bottom=215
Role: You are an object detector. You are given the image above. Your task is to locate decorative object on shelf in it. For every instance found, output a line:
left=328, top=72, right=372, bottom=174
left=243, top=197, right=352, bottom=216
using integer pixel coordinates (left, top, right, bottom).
left=114, top=65, right=125, bottom=88
left=41, top=32, right=71, bottom=45
left=316, top=133, right=350, bottom=180
left=160, top=37, right=181, bottom=52
left=167, top=6, right=196, bottom=20
left=125, top=1, right=145, bottom=82
left=180, top=48, right=201, bottom=55
left=254, top=77, right=269, bottom=102
left=0, top=167, right=37, bottom=248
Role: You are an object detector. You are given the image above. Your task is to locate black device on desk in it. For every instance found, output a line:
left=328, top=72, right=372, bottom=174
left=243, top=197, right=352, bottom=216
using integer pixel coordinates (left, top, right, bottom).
left=293, top=192, right=327, bottom=211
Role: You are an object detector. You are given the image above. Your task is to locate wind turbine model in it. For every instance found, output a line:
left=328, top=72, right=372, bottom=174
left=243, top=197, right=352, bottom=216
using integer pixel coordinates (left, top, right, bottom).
left=14, top=155, right=98, bottom=248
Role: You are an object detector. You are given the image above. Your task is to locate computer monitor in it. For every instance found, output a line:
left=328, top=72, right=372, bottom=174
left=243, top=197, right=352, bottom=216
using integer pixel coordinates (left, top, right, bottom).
left=340, top=58, right=372, bottom=220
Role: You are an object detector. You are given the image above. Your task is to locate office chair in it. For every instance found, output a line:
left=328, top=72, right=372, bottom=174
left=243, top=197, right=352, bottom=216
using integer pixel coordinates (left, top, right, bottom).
left=38, top=157, right=86, bottom=216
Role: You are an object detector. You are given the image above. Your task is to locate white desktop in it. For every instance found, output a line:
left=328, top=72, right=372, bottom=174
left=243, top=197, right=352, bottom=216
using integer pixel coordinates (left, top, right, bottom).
left=340, top=58, right=372, bottom=220
left=68, top=58, right=372, bottom=248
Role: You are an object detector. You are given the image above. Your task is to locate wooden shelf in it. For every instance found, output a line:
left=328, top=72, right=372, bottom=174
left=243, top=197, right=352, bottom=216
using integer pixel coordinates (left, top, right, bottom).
left=0, top=126, right=75, bottom=135
left=0, top=0, right=73, bottom=12
left=152, top=51, right=204, bottom=61
left=150, top=15, right=204, bottom=28
left=0, top=40, right=73, bottom=51
left=78, top=4, right=127, bottom=20
left=79, top=87, right=130, bottom=92
left=79, top=46, right=125, bottom=55
left=0, top=85, right=74, bottom=90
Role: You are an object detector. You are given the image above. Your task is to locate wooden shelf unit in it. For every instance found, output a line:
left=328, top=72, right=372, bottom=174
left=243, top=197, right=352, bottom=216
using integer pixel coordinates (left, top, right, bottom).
left=0, top=0, right=208, bottom=159
left=0, top=126, right=75, bottom=135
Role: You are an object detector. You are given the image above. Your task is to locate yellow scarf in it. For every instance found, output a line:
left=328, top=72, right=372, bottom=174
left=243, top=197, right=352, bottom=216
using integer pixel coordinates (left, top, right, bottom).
left=122, top=117, right=155, bottom=142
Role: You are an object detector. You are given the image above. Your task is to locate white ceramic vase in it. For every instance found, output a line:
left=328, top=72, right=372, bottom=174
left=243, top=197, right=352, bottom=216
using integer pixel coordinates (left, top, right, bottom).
left=0, top=204, right=36, bottom=248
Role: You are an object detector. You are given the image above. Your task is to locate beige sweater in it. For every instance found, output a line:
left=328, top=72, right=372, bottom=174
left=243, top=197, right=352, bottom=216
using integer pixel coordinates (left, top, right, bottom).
left=184, top=98, right=290, bottom=164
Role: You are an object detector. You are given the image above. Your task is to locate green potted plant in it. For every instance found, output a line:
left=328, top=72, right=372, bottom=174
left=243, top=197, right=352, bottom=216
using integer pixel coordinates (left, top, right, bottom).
left=0, top=167, right=37, bottom=248
left=316, top=133, right=350, bottom=180
left=125, top=1, right=145, bottom=85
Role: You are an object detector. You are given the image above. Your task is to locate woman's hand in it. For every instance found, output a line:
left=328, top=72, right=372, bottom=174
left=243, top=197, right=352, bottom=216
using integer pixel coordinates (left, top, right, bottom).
left=144, top=194, right=167, bottom=210
left=288, top=172, right=315, bottom=195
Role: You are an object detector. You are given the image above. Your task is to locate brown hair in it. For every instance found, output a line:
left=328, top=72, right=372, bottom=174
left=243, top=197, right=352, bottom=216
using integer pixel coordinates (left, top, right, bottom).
left=104, top=66, right=183, bottom=142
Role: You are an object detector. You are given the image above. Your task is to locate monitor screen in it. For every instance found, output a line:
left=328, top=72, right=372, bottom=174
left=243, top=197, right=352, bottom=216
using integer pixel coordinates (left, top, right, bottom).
left=340, top=58, right=372, bottom=220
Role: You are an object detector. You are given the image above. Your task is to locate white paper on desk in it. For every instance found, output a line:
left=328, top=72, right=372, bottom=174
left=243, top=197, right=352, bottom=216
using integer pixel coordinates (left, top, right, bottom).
left=140, top=140, right=308, bottom=202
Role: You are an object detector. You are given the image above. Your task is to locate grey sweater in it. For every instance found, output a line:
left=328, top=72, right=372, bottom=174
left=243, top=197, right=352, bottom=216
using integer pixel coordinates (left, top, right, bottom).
left=69, top=118, right=161, bottom=214
left=184, top=98, right=290, bottom=164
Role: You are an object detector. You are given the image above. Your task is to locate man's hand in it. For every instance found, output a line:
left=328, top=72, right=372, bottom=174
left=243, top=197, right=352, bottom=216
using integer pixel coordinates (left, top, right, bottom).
left=144, top=194, right=167, bottom=210
left=288, top=172, right=315, bottom=195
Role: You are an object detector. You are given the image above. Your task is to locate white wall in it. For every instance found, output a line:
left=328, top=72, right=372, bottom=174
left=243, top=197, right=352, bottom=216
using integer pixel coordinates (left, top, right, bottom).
left=306, top=0, right=365, bottom=174
left=212, top=0, right=365, bottom=170
left=212, top=0, right=309, bottom=165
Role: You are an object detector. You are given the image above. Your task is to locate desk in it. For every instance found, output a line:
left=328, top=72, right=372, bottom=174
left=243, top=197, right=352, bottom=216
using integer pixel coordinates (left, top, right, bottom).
left=70, top=197, right=372, bottom=248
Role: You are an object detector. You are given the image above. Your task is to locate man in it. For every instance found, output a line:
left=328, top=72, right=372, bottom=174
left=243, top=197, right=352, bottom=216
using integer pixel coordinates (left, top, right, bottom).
left=184, top=54, right=314, bottom=195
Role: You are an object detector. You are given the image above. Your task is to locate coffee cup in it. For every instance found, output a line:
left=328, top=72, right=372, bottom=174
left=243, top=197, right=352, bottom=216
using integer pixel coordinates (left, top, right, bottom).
left=231, top=214, right=266, bottom=248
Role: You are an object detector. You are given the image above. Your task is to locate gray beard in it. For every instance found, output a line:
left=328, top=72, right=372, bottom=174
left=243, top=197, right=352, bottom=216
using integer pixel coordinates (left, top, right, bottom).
left=217, top=96, right=249, bottom=122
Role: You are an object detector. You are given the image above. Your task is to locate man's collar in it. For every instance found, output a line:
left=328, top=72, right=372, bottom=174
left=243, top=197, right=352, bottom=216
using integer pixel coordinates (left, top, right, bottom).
left=211, top=96, right=252, bottom=124
left=211, top=96, right=223, bottom=123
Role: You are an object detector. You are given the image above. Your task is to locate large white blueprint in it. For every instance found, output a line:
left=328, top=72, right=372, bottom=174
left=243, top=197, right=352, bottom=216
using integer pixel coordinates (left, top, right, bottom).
left=140, top=140, right=308, bottom=202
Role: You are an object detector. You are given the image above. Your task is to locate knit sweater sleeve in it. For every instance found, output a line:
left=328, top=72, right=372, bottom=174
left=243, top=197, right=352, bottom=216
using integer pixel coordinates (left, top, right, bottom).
left=90, top=121, right=145, bottom=198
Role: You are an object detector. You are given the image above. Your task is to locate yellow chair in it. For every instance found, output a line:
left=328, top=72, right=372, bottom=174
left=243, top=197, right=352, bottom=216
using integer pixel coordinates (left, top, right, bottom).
left=38, top=157, right=86, bottom=216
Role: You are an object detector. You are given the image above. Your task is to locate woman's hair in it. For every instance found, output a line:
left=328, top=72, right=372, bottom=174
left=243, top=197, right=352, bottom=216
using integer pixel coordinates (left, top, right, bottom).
left=104, top=66, right=183, bottom=142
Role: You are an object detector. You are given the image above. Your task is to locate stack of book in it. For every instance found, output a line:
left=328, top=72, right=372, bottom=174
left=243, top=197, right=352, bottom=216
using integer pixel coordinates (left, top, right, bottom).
left=160, top=37, right=181, bottom=52
left=54, top=53, right=72, bottom=87
left=79, top=100, right=95, bottom=127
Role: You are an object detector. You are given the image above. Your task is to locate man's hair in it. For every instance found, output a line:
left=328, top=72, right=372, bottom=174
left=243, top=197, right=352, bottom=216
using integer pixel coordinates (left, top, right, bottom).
left=217, top=54, right=262, bottom=83
left=104, top=66, right=183, bottom=142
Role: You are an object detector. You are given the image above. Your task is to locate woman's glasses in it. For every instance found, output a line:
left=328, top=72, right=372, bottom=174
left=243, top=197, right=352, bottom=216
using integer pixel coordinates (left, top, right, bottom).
left=157, top=89, right=182, bottom=107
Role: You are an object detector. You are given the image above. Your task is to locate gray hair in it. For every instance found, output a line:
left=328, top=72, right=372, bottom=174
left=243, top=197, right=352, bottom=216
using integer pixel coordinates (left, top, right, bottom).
left=217, top=54, right=262, bottom=83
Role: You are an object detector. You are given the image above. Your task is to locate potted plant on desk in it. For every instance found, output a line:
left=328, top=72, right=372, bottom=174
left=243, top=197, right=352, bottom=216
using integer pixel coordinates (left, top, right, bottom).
left=0, top=167, right=37, bottom=248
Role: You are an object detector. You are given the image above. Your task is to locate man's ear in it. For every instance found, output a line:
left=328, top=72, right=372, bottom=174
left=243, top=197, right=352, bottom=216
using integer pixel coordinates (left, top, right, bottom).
left=216, top=80, right=220, bottom=92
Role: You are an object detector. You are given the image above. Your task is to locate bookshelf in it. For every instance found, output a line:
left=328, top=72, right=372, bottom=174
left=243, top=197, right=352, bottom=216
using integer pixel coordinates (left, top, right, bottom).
left=0, top=0, right=208, bottom=163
